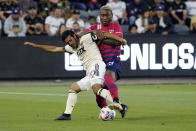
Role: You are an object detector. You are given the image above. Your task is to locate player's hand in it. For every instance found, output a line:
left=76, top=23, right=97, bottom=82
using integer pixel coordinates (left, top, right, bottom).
left=121, top=39, right=127, bottom=46
left=24, top=42, right=35, bottom=46
left=95, top=30, right=105, bottom=40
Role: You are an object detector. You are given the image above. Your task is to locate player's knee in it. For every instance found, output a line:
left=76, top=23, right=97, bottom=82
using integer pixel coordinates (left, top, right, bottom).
left=92, top=84, right=102, bottom=94
left=70, top=83, right=81, bottom=93
left=104, top=75, right=115, bottom=86
left=105, top=70, right=115, bottom=78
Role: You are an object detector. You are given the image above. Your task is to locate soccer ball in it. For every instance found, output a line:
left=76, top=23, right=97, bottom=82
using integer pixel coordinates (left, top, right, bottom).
left=99, top=106, right=116, bottom=121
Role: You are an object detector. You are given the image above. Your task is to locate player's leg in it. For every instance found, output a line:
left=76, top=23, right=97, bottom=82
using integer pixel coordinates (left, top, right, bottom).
left=64, top=83, right=81, bottom=114
left=95, top=60, right=120, bottom=108
left=96, top=93, right=107, bottom=108
left=92, top=84, right=122, bottom=111
left=95, top=84, right=107, bottom=108
left=90, top=61, right=122, bottom=111
left=105, top=70, right=119, bottom=101
left=105, top=70, right=128, bottom=117
left=55, top=82, right=81, bottom=120
left=104, top=59, right=128, bottom=117
left=92, top=84, right=113, bottom=103
left=95, top=60, right=120, bottom=109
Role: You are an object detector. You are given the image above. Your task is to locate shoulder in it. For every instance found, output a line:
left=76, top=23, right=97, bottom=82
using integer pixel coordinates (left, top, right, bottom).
left=59, top=18, right=65, bottom=23
left=89, top=24, right=98, bottom=30
left=66, top=18, right=73, bottom=22
left=112, top=22, right=122, bottom=30
left=113, top=22, right=120, bottom=26
left=78, top=18, right=84, bottom=22
left=106, top=2, right=112, bottom=6
left=45, top=16, right=53, bottom=22
left=135, top=17, right=142, bottom=23
left=81, top=33, right=98, bottom=43
left=19, top=17, right=25, bottom=22
left=6, top=15, right=12, bottom=21
left=81, top=33, right=91, bottom=41
left=120, top=1, right=126, bottom=5
left=59, top=17, right=65, bottom=21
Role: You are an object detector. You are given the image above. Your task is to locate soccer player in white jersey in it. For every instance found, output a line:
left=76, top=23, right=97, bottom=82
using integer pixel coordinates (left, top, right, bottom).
left=24, top=30, right=127, bottom=120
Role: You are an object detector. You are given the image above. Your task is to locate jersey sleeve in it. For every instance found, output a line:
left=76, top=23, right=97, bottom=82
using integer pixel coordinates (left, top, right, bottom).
left=64, top=45, right=74, bottom=53
left=84, top=24, right=97, bottom=32
left=114, top=22, right=123, bottom=37
left=88, top=24, right=97, bottom=31
left=45, top=16, right=51, bottom=25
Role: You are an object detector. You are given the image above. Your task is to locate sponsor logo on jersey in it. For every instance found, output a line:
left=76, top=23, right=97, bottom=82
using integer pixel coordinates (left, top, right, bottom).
left=77, top=46, right=86, bottom=56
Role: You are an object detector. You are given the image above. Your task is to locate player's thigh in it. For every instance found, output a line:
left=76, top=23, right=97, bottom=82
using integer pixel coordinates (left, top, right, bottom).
left=89, top=61, right=106, bottom=87
left=105, top=59, right=121, bottom=80
left=77, top=76, right=91, bottom=91
left=105, top=70, right=116, bottom=80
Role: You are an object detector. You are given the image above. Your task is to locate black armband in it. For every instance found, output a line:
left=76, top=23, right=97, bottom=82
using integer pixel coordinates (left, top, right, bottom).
left=91, top=32, right=99, bottom=42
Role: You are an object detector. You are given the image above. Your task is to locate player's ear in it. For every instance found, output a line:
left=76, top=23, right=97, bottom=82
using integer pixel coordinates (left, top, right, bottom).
left=73, top=33, right=79, bottom=41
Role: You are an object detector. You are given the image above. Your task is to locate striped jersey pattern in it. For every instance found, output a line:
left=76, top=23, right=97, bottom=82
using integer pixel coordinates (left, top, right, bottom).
left=88, top=22, right=123, bottom=62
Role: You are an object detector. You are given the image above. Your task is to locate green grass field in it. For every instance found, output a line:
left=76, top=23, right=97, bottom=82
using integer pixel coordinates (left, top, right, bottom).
left=0, top=84, right=196, bottom=131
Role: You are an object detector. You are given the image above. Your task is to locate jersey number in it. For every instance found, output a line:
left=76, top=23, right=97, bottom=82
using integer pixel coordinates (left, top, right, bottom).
left=90, top=64, right=99, bottom=78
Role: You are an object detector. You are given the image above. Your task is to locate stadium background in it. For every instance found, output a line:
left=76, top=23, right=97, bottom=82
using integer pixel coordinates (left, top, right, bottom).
left=1, top=34, right=196, bottom=79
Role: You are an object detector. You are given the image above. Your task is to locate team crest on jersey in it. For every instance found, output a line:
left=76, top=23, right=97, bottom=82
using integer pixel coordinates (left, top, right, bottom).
left=109, top=29, right=114, bottom=33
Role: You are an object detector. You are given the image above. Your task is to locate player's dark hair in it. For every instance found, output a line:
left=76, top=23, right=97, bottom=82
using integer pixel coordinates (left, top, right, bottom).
left=61, top=30, right=75, bottom=42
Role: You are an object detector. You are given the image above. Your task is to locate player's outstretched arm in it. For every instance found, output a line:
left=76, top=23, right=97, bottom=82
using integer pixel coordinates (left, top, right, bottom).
left=24, top=42, right=64, bottom=53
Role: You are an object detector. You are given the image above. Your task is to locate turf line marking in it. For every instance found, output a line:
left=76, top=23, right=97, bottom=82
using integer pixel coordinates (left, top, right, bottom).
left=0, top=92, right=66, bottom=96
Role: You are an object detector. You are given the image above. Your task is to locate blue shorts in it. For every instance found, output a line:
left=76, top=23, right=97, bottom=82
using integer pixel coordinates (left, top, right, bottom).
left=105, top=57, right=121, bottom=80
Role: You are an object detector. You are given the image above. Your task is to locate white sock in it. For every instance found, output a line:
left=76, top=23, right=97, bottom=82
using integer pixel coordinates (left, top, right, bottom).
left=97, top=88, right=113, bottom=103
left=64, top=90, right=77, bottom=114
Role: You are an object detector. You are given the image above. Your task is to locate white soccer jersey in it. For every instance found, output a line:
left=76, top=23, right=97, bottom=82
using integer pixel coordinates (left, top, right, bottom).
left=64, top=33, right=103, bottom=73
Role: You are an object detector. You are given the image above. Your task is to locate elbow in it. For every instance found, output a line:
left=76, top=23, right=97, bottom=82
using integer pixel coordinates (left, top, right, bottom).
left=114, top=41, right=122, bottom=46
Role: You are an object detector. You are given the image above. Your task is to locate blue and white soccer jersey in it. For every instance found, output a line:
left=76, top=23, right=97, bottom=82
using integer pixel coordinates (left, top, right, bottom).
left=77, top=61, right=106, bottom=91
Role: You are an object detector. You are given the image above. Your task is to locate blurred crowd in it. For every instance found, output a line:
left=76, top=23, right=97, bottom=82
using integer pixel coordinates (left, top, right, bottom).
left=0, top=0, right=196, bottom=37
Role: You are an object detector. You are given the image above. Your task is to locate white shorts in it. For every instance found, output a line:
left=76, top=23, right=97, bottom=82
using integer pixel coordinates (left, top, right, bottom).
left=77, top=61, right=106, bottom=91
